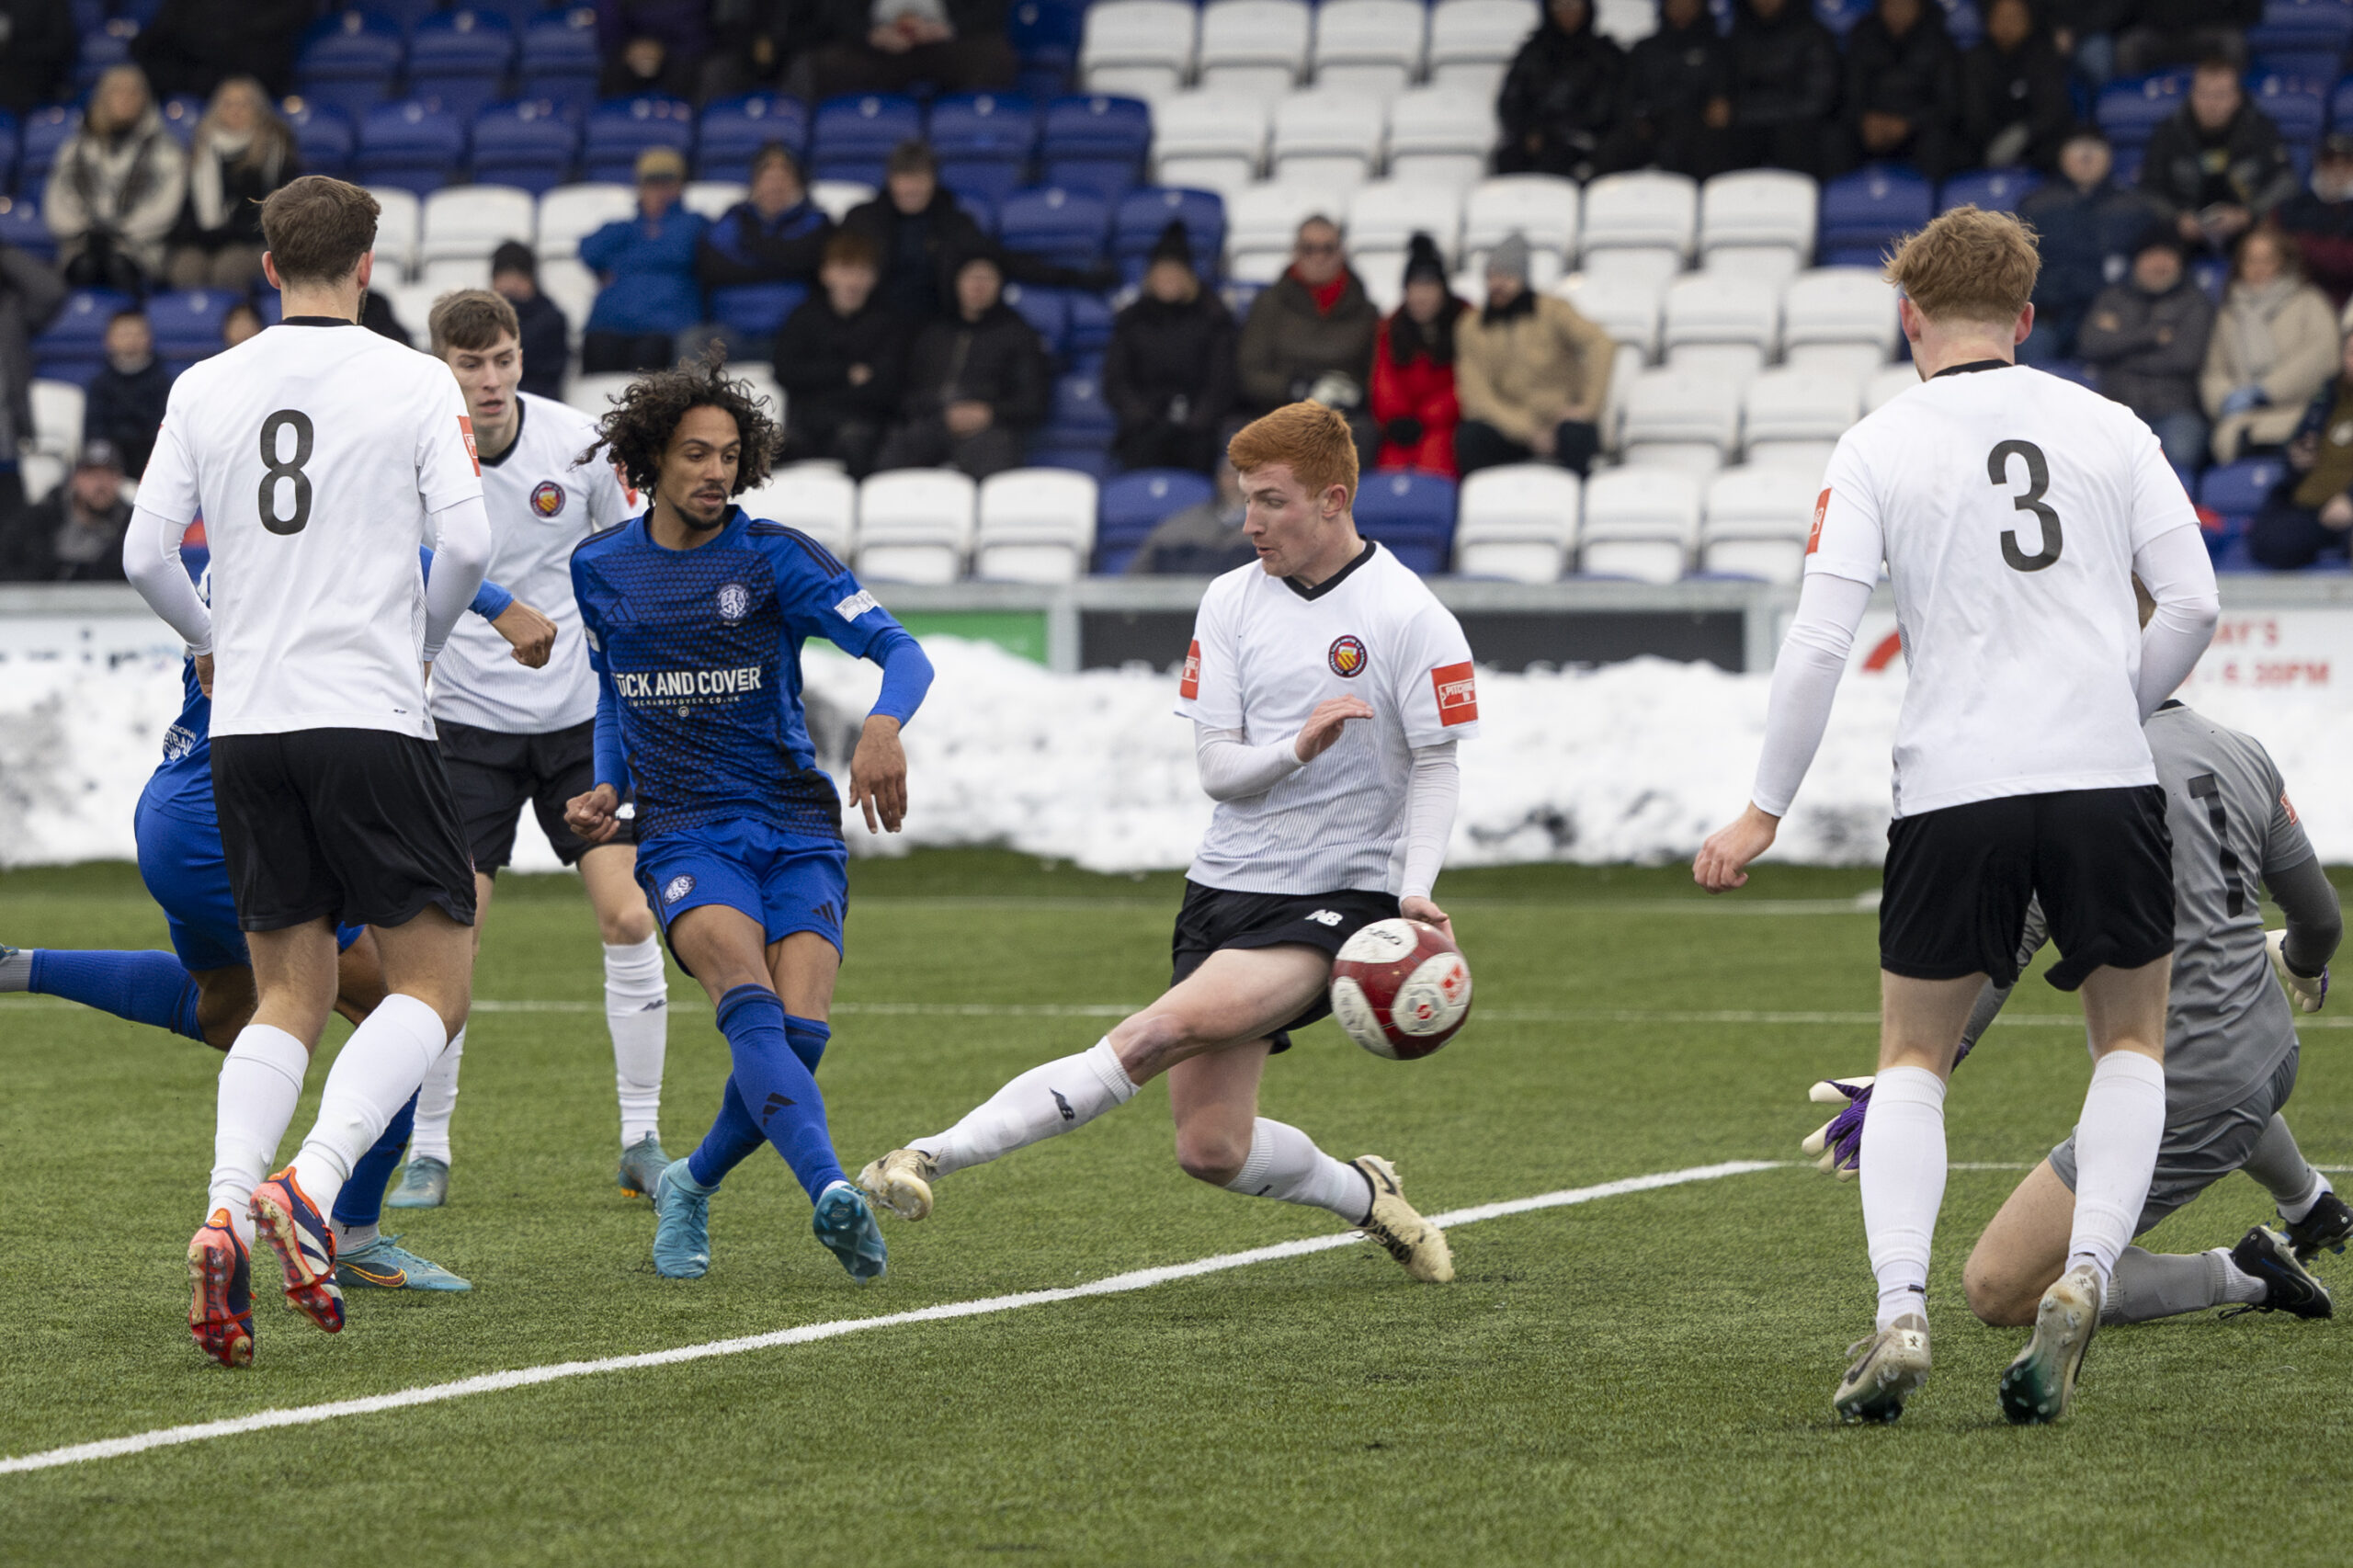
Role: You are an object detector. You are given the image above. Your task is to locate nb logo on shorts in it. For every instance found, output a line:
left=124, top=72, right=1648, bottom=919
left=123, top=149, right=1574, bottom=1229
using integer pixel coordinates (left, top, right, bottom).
left=1305, top=909, right=1342, bottom=926
left=662, top=874, right=696, bottom=905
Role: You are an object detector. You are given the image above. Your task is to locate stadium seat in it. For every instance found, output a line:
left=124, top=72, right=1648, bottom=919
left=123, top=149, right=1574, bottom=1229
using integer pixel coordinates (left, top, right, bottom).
left=1452, top=462, right=1578, bottom=581
left=563, top=371, right=635, bottom=419
left=1619, top=367, right=1741, bottom=473
left=1427, top=0, right=1540, bottom=94
left=1938, top=165, right=2040, bottom=213
left=1739, top=368, right=1858, bottom=474
left=1225, top=183, right=1328, bottom=280
left=20, top=451, right=64, bottom=503
left=19, top=105, right=78, bottom=188
left=929, top=90, right=1035, bottom=164
left=0, top=113, right=17, bottom=193
left=2251, top=73, right=2329, bottom=143
left=369, top=185, right=424, bottom=278
left=356, top=100, right=469, bottom=198
left=712, top=281, right=808, bottom=338
left=737, top=463, right=857, bottom=559
left=1005, top=282, right=1073, bottom=358
left=1698, top=168, right=1817, bottom=286
left=1663, top=271, right=1779, bottom=380
left=1351, top=469, right=1458, bottom=574
left=470, top=99, right=579, bottom=193
left=1113, top=186, right=1225, bottom=276
left=35, top=288, right=132, bottom=387
left=1558, top=273, right=1664, bottom=359
left=1097, top=467, right=1214, bottom=570
left=294, top=10, right=404, bottom=122
left=1580, top=170, right=1698, bottom=281
left=157, top=94, right=205, bottom=148
left=1462, top=175, right=1580, bottom=272
left=2094, top=72, right=2187, bottom=151
left=698, top=93, right=809, bottom=178
left=1817, top=165, right=1934, bottom=262
left=1578, top=464, right=1700, bottom=581
left=1038, top=369, right=1117, bottom=450
left=975, top=467, right=1099, bottom=581
left=1080, top=0, right=1199, bottom=100
left=1781, top=266, right=1900, bottom=378
left=282, top=100, right=356, bottom=178
left=536, top=256, right=597, bottom=342
left=28, top=378, right=84, bottom=460
left=2249, top=0, right=2353, bottom=54
left=408, top=9, right=518, bottom=124
left=146, top=290, right=233, bottom=364
left=1385, top=87, right=1495, bottom=189
left=811, top=179, right=875, bottom=222
left=422, top=184, right=537, bottom=274
left=857, top=469, right=978, bottom=583
left=1009, top=0, right=1084, bottom=95
left=1150, top=91, right=1268, bottom=197
left=1313, top=0, right=1427, bottom=99
left=1347, top=181, right=1464, bottom=309
left=1594, top=0, right=1655, bottom=42
left=1864, top=361, right=1919, bottom=411
left=1064, top=290, right=1112, bottom=358
left=811, top=93, right=922, bottom=186
left=1196, top=0, right=1312, bottom=101
left=583, top=95, right=695, bottom=186
left=1699, top=462, right=1818, bottom=582
left=683, top=179, right=747, bottom=221
left=0, top=194, right=47, bottom=263
left=999, top=186, right=1111, bottom=269
left=536, top=182, right=636, bottom=261
left=2199, top=457, right=2290, bottom=517
left=1041, top=94, right=1152, bottom=196
left=75, top=18, right=133, bottom=94
left=1270, top=90, right=1385, bottom=190
left=383, top=281, right=439, bottom=340
left=519, top=6, right=603, bottom=107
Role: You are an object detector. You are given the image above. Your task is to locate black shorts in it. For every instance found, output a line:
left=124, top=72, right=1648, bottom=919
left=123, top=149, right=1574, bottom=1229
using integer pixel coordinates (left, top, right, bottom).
left=1170, top=881, right=1400, bottom=1052
left=1880, top=785, right=2173, bottom=991
left=210, top=728, right=477, bottom=933
left=439, top=717, right=630, bottom=872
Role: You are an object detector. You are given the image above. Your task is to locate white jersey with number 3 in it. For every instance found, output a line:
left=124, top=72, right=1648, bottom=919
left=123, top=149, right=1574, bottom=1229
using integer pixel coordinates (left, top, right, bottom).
left=1806, top=362, right=2200, bottom=816
left=136, top=319, right=484, bottom=741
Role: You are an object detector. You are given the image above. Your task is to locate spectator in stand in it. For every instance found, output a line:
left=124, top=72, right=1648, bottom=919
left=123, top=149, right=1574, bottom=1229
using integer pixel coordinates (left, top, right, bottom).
left=1496, top=0, right=1630, bottom=183
left=842, top=142, right=992, bottom=323
left=165, top=77, right=298, bottom=291
left=131, top=0, right=309, bottom=100
left=1237, top=216, right=1381, bottom=463
left=2141, top=57, right=2297, bottom=254
left=0, top=241, right=65, bottom=517
left=1125, top=458, right=1254, bottom=575
left=362, top=290, right=412, bottom=347
left=793, top=0, right=1018, bottom=101
left=1725, top=0, right=1841, bottom=181
left=1841, top=0, right=1961, bottom=179
left=596, top=0, right=708, bottom=99
left=1370, top=234, right=1467, bottom=476
left=44, top=66, right=188, bottom=291
left=775, top=229, right=906, bottom=477
left=85, top=310, right=173, bottom=477
left=1620, top=0, right=1736, bottom=181
left=0, top=0, right=74, bottom=117
left=221, top=299, right=261, bottom=348
left=1102, top=222, right=1236, bottom=475
left=684, top=144, right=833, bottom=361
left=2115, top=0, right=2258, bottom=77
left=578, top=147, right=709, bottom=374
left=2275, top=134, right=2353, bottom=312
left=491, top=243, right=570, bottom=401
left=1453, top=233, right=1613, bottom=479
left=2043, top=0, right=2134, bottom=87
left=2249, top=334, right=2353, bottom=568
left=0, top=440, right=130, bottom=582
left=1959, top=0, right=2075, bottom=172
left=706, top=0, right=795, bottom=99
left=2018, top=127, right=2155, bottom=359
left=2077, top=229, right=2216, bottom=470
left=874, top=248, right=1048, bottom=479
left=2200, top=227, right=2338, bottom=463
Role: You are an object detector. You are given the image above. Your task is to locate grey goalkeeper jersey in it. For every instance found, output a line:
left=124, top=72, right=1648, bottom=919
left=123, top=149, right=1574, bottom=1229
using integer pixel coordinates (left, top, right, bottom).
left=1970, top=701, right=2315, bottom=1121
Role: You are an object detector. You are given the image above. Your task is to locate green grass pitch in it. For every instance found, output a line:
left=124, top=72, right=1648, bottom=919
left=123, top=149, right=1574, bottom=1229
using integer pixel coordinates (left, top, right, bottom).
left=4, top=852, right=2351, bottom=1566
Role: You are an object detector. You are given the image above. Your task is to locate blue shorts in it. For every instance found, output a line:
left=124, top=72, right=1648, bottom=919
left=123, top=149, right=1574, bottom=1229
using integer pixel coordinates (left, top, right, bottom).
left=134, top=792, right=364, bottom=972
left=634, top=817, right=847, bottom=963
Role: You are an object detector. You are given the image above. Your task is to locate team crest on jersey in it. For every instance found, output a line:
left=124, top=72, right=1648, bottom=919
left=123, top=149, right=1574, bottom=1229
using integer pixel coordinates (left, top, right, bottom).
left=1327, top=635, right=1368, bottom=677
left=529, top=480, right=566, bottom=518
left=663, top=874, right=696, bottom=905
left=717, top=583, right=751, bottom=623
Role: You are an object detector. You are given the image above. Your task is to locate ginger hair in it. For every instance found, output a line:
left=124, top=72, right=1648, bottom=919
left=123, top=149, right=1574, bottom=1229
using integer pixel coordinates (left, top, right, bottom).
left=1883, top=205, right=2042, bottom=328
left=1226, top=401, right=1359, bottom=506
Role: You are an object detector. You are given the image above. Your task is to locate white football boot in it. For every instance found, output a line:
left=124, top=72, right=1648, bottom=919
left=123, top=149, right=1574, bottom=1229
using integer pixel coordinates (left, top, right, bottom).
left=2000, top=1264, right=2101, bottom=1424
left=1352, top=1156, right=1453, bottom=1282
left=1832, top=1313, right=1931, bottom=1424
left=858, top=1147, right=939, bottom=1221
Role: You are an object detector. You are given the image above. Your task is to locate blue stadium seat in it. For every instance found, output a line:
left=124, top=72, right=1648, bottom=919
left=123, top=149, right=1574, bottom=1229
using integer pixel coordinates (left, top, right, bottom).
left=697, top=93, right=807, bottom=177
left=2095, top=72, right=2188, bottom=149
left=1817, top=165, right=1934, bottom=257
left=1813, top=0, right=1870, bottom=33
left=74, top=18, right=135, bottom=91
left=710, top=281, right=808, bottom=338
left=281, top=100, right=355, bottom=176
left=1098, top=467, right=1212, bottom=544
left=1064, top=289, right=1111, bottom=356
left=1350, top=469, right=1457, bottom=575
left=465, top=0, right=559, bottom=27
left=69, top=0, right=102, bottom=34
left=0, top=193, right=51, bottom=260
left=1113, top=187, right=1225, bottom=273
left=1040, top=94, right=1149, bottom=198
left=157, top=94, right=204, bottom=147
left=1008, top=0, right=1081, bottom=76
left=471, top=98, right=578, bottom=191
left=295, top=10, right=405, bottom=122
left=1029, top=446, right=1116, bottom=480
left=930, top=91, right=1037, bottom=161
left=1938, top=166, right=2040, bottom=214
left=363, top=0, right=441, bottom=28
left=147, top=289, right=233, bottom=362
left=1003, top=281, right=1070, bottom=357
left=1039, top=369, right=1115, bottom=449
left=20, top=105, right=79, bottom=189
left=408, top=9, right=519, bottom=124
left=582, top=94, right=695, bottom=184
left=810, top=93, right=922, bottom=183
left=519, top=6, right=603, bottom=110
left=944, top=159, right=1025, bottom=207
left=2255, top=50, right=2345, bottom=83
left=113, top=0, right=160, bottom=22
left=999, top=185, right=1110, bottom=269
left=33, top=288, right=132, bottom=386
left=356, top=98, right=468, bottom=197
left=2250, top=0, right=2353, bottom=53
left=2200, top=457, right=2289, bottom=515
left=0, top=112, right=17, bottom=195
left=949, top=187, right=999, bottom=233
left=2251, top=73, right=2328, bottom=142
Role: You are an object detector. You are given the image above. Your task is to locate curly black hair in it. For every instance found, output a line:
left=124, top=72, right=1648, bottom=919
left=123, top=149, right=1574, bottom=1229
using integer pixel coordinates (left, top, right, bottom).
left=577, top=348, right=784, bottom=498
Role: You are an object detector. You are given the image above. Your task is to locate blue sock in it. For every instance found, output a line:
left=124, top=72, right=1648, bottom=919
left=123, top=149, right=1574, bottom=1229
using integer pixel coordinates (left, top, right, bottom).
left=712, top=984, right=846, bottom=1201
left=683, top=1015, right=836, bottom=1190
left=30, top=949, right=208, bottom=1044
left=785, top=1015, right=830, bottom=1073
left=332, top=1092, right=417, bottom=1229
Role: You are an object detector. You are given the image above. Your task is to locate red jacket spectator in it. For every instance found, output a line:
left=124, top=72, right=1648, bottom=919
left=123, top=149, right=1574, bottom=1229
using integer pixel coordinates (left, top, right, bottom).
left=1370, top=235, right=1467, bottom=475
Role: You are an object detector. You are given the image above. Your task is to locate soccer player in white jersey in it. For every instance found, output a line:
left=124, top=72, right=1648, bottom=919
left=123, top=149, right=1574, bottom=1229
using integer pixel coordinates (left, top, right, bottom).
left=381, top=288, right=672, bottom=1212
left=860, top=403, right=1472, bottom=1279
left=1694, top=207, right=2222, bottom=1425
left=122, top=176, right=493, bottom=1364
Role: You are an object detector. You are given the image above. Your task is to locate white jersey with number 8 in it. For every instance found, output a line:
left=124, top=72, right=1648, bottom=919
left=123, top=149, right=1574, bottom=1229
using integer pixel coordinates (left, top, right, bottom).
left=135, top=320, right=485, bottom=741
left=1805, top=362, right=2202, bottom=817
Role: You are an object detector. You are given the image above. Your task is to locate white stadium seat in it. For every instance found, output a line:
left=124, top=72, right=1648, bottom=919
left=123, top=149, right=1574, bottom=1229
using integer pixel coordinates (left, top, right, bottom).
left=1385, top=87, right=1495, bottom=189
left=1698, top=169, right=1817, bottom=287
left=1781, top=267, right=1900, bottom=379
left=1579, top=464, right=1700, bottom=582
left=975, top=468, right=1099, bottom=583
left=536, top=257, right=598, bottom=347
left=1427, top=0, right=1538, bottom=92
left=385, top=281, right=439, bottom=342
left=1270, top=90, right=1386, bottom=190
left=1662, top=270, right=1779, bottom=380
left=565, top=371, right=636, bottom=418
left=1152, top=92, right=1270, bottom=195
left=1619, top=366, right=1741, bottom=473
left=1579, top=170, right=1697, bottom=282
left=1197, top=0, right=1312, bottom=101
left=810, top=180, right=876, bottom=222
left=1225, top=182, right=1332, bottom=279
left=736, top=463, right=856, bottom=560
left=1313, top=0, right=1427, bottom=99
left=1865, top=361, right=1920, bottom=412
left=1594, top=0, right=1654, bottom=43
left=1081, top=0, right=1199, bottom=100
left=420, top=256, right=490, bottom=290
left=536, top=183, right=635, bottom=262
left=421, top=185, right=537, bottom=270
left=1347, top=180, right=1463, bottom=309
left=1700, top=463, right=1821, bottom=582
left=1741, top=367, right=1859, bottom=474
left=1462, top=175, right=1580, bottom=270
left=733, top=363, right=786, bottom=422
left=1558, top=272, right=1663, bottom=359
left=1454, top=462, right=1580, bottom=581
left=857, top=469, right=977, bottom=584
left=683, top=180, right=747, bottom=221
left=28, top=378, right=83, bottom=460
left=367, top=186, right=422, bottom=279
left=20, top=450, right=63, bottom=505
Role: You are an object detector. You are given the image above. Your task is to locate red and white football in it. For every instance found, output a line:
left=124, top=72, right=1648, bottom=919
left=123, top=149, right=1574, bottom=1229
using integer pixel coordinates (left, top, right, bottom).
left=1329, top=918, right=1473, bottom=1060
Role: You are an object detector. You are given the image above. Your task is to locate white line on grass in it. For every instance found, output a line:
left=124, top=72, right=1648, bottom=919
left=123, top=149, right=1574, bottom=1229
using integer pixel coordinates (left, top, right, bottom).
left=0, top=1159, right=1781, bottom=1477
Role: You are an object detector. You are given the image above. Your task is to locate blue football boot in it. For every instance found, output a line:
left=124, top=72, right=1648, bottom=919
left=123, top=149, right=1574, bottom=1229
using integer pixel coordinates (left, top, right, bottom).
left=652, top=1159, right=713, bottom=1278
left=813, top=1181, right=888, bottom=1282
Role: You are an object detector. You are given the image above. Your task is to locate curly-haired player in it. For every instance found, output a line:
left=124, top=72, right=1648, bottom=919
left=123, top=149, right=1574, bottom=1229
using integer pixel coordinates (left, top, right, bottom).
left=563, top=354, right=934, bottom=1283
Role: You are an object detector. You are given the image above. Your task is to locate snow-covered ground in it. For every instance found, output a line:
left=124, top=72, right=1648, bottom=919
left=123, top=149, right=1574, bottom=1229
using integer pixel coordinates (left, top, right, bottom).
left=10, top=634, right=2351, bottom=872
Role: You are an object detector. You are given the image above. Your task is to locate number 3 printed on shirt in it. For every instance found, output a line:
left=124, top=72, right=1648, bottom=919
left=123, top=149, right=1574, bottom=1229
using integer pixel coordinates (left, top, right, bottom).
left=1987, top=438, right=2062, bottom=573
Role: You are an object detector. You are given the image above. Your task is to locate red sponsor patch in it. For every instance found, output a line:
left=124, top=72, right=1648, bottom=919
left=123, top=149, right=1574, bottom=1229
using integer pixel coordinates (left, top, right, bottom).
left=1806, top=487, right=1830, bottom=554
left=1179, top=639, right=1201, bottom=699
left=1432, top=660, right=1478, bottom=725
left=2284, top=791, right=2301, bottom=824
left=458, top=415, right=480, bottom=475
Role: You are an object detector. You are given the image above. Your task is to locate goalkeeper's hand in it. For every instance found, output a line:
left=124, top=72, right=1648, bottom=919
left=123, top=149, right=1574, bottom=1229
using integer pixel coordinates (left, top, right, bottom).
left=2267, top=928, right=2329, bottom=1014
left=1802, top=1074, right=1873, bottom=1178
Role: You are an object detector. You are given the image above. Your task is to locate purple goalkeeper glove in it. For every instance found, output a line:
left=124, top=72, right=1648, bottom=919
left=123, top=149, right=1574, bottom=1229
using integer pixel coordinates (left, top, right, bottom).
left=1802, top=1075, right=1872, bottom=1178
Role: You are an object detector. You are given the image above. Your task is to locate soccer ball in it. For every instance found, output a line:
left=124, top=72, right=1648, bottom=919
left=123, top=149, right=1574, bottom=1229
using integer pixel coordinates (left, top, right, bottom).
left=1329, top=918, right=1472, bottom=1060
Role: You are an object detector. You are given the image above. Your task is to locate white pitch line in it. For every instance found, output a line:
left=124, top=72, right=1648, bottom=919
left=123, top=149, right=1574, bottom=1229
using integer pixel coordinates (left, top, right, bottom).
left=0, top=1159, right=1781, bottom=1478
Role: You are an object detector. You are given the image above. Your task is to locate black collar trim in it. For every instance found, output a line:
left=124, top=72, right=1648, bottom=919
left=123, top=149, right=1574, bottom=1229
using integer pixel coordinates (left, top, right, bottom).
left=279, top=315, right=356, bottom=327
left=479, top=396, right=524, bottom=470
left=2157, top=698, right=2186, bottom=710
left=1932, top=358, right=2014, bottom=378
left=1285, top=540, right=1377, bottom=600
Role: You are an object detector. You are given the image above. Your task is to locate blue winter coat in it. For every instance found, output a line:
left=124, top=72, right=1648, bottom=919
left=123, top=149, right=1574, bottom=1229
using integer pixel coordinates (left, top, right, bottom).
left=580, top=206, right=709, bottom=335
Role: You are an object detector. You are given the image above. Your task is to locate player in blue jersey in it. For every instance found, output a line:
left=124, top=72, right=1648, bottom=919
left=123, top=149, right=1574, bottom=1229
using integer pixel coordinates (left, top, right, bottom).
left=0, top=529, right=551, bottom=1357
left=563, top=357, right=933, bottom=1283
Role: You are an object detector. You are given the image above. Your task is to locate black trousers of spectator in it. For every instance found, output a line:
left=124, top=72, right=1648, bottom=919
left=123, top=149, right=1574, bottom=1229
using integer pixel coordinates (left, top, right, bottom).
left=2247, top=502, right=2353, bottom=570
left=784, top=415, right=886, bottom=480
left=1455, top=418, right=1600, bottom=479
left=1115, top=419, right=1218, bottom=475
left=874, top=415, right=1025, bottom=480
left=582, top=331, right=681, bottom=375
left=795, top=36, right=1017, bottom=102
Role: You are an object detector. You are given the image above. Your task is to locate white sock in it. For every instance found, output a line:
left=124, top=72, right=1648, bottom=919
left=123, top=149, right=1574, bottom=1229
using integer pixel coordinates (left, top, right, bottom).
left=2065, top=1050, right=2167, bottom=1288
left=290, top=994, right=449, bottom=1222
left=208, top=1025, right=310, bottom=1246
left=331, top=1219, right=378, bottom=1253
left=2214, top=1248, right=2267, bottom=1304
left=407, top=1023, right=464, bottom=1165
left=1859, top=1065, right=1947, bottom=1329
left=605, top=936, right=668, bottom=1147
left=2279, top=1170, right=2332, bottom=1225
left=1224, top=1119, right=1372, bottom=1223
left=915, top=1038, right=1138, bottom=1176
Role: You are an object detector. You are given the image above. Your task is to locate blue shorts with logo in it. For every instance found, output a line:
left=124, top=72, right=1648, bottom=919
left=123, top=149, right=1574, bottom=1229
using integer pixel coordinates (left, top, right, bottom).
left=134, top=793, right=364, bottom=972
left=634, top=816, right=848, bottom=964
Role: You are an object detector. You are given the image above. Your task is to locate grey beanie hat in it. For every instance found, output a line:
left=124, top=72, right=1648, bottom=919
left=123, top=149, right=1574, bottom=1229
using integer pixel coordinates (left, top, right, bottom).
left=1488, top=230, right=1531, bottom=282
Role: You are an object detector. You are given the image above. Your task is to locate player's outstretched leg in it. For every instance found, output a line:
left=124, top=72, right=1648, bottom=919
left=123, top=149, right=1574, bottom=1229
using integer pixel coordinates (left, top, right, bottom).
left=866, top=1037, right=1140, bottom=1220
left=2220, top=1228, right=2333, bottom=1319
left=389, top=1025, right=464, bottom=1209
left=0, top=946, right=209, bottom=1042
left=2244, top=1115, right=2352, bottom=1262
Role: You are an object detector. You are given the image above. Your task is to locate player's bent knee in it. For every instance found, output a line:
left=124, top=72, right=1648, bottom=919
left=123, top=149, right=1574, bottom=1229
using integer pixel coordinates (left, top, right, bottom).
left=600, top=907, right=656, bottom=946
left=1175, top=1132, right=1249, bottom=1187
left=1961, top=1257, right=2039, bottom=1327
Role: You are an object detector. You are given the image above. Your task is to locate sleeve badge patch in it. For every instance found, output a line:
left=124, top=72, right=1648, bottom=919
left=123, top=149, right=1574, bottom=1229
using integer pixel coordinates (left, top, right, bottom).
left=834, top=588, right=879, bottom=621
left=1432, top=661, right=1478, bottom=725
left=1807, top=488, right=1830, bottom=555
left=1179, top=639, right=1201, bottom=699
